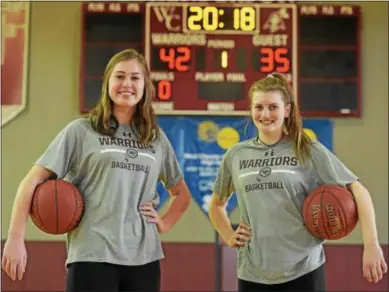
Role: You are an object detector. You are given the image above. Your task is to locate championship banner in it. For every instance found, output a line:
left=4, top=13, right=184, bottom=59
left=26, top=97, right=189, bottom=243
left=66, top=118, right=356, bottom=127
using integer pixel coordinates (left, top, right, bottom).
left=156, top=117, right=333, bottom=218
left=1, top=1, right=30, bottom=127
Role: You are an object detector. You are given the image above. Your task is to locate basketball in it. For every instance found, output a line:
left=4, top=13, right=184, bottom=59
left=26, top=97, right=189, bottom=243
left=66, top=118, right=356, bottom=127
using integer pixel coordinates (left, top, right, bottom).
left=30, top=179, right=84, bottom=235
left=303, top=184, right=358, bottom=240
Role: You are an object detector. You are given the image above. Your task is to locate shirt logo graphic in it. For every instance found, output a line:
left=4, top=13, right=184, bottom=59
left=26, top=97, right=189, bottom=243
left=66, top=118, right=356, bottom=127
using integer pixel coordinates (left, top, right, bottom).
left=126, top=148, right=138, bottom=159
left=259, top=167, right=272, bottom=177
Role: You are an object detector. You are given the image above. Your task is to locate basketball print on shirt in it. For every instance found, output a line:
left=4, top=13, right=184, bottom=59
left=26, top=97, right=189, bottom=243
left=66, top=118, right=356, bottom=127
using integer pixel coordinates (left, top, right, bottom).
left=1, top=1, right=30, bottom=127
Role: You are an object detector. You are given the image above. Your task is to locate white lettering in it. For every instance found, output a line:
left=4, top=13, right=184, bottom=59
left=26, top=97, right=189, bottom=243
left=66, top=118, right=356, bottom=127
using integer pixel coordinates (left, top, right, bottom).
left=207, top=103, right=235, bottom=111
left=300, top=5, right=318, bottom=15
left=199, top=180, right=214, bottom=192
left=88, top=3, right=104, bottom=12
left=226, top=73, right=246, bottom=82
left=151, top=33, right=206, bottom=46
left=340, top=6, right=353, bottom=15
left=183, top=153, right=223, bottom=160
left=152, top=102, right=174, bottom=111
left=195, top=72, right=224, bottom=82
left=108, top=3, right=121, bottom=12
left=185, top=166, right=198, bottom=172
left=252, top=34, right=288, bottom=46
left=207, top=39, right=235, bottom=49
left=151, top=72, right=175, bottom=81
left=127, top=4, right=140, bottom=12
left=322, top=6, right=334, bottom=15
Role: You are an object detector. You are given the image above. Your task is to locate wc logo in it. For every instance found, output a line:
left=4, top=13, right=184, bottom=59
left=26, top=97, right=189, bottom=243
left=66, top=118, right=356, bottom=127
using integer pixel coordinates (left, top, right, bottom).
left=152, top=6, right=181, bottom=32
left=1, top=1, right=30, bottom=127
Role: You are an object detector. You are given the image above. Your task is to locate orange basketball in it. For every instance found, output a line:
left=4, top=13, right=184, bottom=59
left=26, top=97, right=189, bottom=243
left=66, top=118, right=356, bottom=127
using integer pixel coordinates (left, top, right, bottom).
left=303, top=184, right=358, bottom=240
left=30, top=179, right=84, bottom=235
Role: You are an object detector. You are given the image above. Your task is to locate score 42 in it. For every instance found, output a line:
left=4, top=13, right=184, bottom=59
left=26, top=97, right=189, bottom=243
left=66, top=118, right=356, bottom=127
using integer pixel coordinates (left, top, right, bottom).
left=157, top=47, right=290, bottom=73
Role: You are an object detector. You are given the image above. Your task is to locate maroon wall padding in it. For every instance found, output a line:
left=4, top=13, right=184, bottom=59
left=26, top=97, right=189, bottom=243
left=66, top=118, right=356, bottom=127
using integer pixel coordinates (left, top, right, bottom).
left=1, top=241, right=387, bottom=291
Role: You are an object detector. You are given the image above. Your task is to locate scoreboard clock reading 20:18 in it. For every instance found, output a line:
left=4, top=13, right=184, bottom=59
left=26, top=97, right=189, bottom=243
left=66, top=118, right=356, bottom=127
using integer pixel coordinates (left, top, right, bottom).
left=82, top=2, right=361, bottom=117
left=146, top=2, right=296, bottom=115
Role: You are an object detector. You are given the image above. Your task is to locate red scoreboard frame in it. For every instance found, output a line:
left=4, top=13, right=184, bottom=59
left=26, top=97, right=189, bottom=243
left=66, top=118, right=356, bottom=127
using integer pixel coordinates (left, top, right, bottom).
left=81, top=2, right=361, bottom=117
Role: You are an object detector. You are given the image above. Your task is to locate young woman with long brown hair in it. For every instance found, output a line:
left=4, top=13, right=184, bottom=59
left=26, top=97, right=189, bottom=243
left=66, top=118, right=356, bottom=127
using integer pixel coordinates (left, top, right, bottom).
left=2, top=49, right=191, bottom=292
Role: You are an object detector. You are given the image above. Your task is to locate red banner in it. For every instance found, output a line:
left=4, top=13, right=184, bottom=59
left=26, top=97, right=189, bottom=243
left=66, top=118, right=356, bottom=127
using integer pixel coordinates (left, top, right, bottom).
left=1, top=1, right=30, bottom=126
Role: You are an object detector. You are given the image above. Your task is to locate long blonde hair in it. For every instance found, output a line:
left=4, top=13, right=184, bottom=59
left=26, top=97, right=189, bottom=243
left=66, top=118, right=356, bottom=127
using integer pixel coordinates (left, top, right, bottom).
left=89, top=49, right=159, bottom=144
left=248, top=73, right=312, bottom=165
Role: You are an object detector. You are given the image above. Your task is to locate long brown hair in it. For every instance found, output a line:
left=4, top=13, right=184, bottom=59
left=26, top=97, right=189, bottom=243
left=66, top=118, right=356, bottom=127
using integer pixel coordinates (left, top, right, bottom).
left=248, top=73, right=312, bottom=165
left=89, top=49, right=159, bottom=144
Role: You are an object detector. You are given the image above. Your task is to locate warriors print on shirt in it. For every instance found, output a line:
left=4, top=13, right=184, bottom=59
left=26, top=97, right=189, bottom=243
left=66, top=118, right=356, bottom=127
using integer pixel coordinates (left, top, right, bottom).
left=98, top=131, right=156, bottom=173
left=238, top=155, right=298, bottom=192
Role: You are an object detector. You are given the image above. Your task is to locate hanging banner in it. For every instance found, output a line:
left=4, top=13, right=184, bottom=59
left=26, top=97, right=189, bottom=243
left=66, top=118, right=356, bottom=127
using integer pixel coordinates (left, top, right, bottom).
left=1, top=1, right=30, bottom=127
left=302, top=119, right=333, bottom=151
left=156, top=117, right=333, bottom=218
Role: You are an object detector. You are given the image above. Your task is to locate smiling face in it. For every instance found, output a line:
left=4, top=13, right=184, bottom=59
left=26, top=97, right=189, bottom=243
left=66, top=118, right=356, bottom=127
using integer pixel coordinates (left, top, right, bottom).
left=108, top=59, right=145, bottom=109
left=251, top=90, right=291, bottom=138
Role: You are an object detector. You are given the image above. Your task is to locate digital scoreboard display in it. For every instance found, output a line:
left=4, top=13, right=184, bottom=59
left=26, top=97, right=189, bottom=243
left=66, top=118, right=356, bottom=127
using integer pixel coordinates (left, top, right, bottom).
left=81, top=2, right=361, bottom=117
left=145, top=2, right=296, bottom=115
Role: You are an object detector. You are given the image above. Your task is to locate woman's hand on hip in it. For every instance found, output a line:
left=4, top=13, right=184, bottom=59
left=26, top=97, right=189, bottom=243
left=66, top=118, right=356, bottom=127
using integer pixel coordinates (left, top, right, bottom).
left=139, top=202, right=168, bottom=233
left=227, top=220, right=251, bottom=248
left=139, top=202, right=160, bottom=224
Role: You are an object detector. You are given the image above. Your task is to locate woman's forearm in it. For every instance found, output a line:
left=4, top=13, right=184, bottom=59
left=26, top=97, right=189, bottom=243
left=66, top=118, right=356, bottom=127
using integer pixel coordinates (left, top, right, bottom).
left=8, top=165, right=53, bottom=239
left=350, top=181, right=380, bottom=246
left=158, top=179, right=191, bottom=232
left=209, top=194, right=235, bottom=244
left=159, top=191, right=190, bottom=232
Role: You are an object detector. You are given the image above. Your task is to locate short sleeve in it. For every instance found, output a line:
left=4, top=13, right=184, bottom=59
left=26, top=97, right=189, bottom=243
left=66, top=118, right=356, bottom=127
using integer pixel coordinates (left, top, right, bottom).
left=311, top=141, right=358, bottom=187
left=35, top=119, right=85, bottom=178
left=213, top=151, right=235, bottom=201
left=158, top=130, right=184, bottom=189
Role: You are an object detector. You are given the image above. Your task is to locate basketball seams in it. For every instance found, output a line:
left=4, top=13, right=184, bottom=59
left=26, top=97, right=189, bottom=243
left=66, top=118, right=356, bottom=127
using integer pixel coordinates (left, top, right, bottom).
left=75, top=191, right=85, bottom=227
left=319, top=185, right=329, bottom=239
left=55, top=180, right=59, bottom=234
left=33, top=185, right=46, bottom=232
left=322, top=186, right=347, bottom=239
left=306, top=185, right=334, bottom=239
left=303, top=184, right=358, bottom=240
left=65, top=183, right=79, bottom=233
left=303, top=185, right=323, bottom=237
left=30, top=179, right=84, bottom=235
left=30, top=179, right=85, bottom=234
left=37, top=183, right=50, bottom=233
left=328, top=187, right=352, bottom=236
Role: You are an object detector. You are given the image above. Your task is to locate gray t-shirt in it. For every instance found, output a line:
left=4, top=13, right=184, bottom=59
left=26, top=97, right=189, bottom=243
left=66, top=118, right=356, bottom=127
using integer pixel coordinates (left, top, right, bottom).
left=213, top=136, right=358, bottom=284
left=36, top=118, right=183, bottom=266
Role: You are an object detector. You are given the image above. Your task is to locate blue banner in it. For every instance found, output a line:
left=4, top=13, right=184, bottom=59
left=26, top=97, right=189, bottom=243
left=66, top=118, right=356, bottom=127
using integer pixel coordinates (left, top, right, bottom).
left=156, top=117, right=333, bottom=218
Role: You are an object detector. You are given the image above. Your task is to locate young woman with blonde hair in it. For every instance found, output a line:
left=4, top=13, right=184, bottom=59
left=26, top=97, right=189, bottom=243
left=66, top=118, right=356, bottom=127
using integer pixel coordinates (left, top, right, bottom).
left=209, top=73, right=387, bottom=291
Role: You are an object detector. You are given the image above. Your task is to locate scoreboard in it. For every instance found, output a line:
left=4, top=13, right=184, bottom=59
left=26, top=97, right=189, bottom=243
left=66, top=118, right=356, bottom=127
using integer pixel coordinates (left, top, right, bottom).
left=145, top=2, right=296, bottom=115
left=81, top=2, right=361, bottom=117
